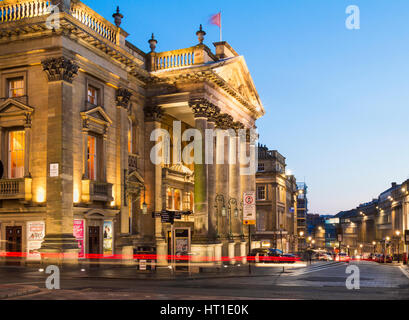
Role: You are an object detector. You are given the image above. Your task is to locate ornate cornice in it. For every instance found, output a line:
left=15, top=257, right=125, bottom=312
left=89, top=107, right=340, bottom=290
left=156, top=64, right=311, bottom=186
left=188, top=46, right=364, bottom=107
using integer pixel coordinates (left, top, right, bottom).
left=144, top=105, right=164, bottom=122
left=42, top=57, right=79, bottom=83
left=116, top=88, right=132, bottom=109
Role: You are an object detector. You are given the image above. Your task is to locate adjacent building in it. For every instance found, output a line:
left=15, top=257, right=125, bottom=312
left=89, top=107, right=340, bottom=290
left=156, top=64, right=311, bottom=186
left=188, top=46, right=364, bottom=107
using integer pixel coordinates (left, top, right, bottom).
left=335, top=180, right=409, bottom=257
left=255, top=144, right=298, bottom=252
left=0, top=0, right=265, bottom=269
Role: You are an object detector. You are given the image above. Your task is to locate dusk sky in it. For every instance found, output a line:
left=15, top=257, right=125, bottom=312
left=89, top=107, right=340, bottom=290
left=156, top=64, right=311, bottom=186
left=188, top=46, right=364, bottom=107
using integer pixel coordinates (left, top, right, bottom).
left=84, top=0, right=409, bottom=215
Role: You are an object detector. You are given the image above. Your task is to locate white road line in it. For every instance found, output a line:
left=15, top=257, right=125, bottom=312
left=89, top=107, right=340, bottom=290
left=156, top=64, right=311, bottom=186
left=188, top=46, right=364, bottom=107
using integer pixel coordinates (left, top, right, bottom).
left=399, top=266, right=409, bottom=280
left=288, top=263, right=345, bottom=277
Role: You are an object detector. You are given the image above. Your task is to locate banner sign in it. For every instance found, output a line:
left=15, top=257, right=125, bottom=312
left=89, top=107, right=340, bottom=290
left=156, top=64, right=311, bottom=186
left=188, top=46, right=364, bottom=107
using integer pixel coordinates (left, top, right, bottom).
left=103, top=221, right=113, bottom=256
left=243, top=191, right=256, bottom=225
left=27, top=221, right=45, bottom=261
left=73, top=219, right=85, bottom=259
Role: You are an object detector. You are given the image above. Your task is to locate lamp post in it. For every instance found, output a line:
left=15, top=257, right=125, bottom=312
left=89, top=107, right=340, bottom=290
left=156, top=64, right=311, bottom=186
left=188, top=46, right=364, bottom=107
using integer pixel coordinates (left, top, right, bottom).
left=372, top=241, right=376, bottom=255
left=228, top=198, right=237, bottom=240
left=215, top=194, right=226, bottom=238
left=385, top=236, right=390, bottom=263
left=299, top=231, right=305, bottom=252
left=359, top=244, right=363, bottom=258
left=396, top=231, right=401, bottom=263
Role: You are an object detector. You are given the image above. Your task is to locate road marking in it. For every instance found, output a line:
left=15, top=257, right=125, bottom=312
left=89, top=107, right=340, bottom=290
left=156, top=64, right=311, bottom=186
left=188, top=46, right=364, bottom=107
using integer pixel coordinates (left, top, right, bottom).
left=288, top=263, right=345, bottom=277
left=399, top=266, right=409, bottom=280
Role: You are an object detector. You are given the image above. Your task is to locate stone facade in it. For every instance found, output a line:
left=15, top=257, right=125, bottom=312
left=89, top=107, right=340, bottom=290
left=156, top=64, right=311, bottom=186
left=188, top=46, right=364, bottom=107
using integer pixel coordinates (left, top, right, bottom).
left=0, top=0, right=264, bottom=269
left=336, top=180, right=409, bottom=257
left=255, top=144, right=298, bottom=253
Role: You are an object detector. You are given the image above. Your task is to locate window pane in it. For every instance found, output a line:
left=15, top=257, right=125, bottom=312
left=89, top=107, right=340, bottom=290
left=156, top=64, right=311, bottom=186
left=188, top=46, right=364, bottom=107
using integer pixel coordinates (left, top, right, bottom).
left=9, top=78, right=24, bottom=97
left=9, top=130, right=25, bottom=179
left=87, top=136, right=97, bottom=181
left=87, top=86, right=98, bottom=105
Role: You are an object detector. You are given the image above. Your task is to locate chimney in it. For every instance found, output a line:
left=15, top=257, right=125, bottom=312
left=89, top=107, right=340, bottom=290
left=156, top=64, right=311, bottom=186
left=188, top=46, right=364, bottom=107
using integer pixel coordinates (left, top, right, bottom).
left=213, top=41, right=239, bottom=59
left=392, top=182, right=397, bottom=188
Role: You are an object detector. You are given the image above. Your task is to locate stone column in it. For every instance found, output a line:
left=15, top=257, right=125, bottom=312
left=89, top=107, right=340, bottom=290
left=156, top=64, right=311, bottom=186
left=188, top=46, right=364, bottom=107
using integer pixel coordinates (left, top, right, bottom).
left=40, top=57, right=79, bottom=263
left=115, top=89, right=134, bottom=263
left=206, top=113, right=218, bottom=241
left=190, top=100, right=209, bottom=241
left=115, top=88, right=132, bottom=235
left=144, top=105, right=167, bottom=268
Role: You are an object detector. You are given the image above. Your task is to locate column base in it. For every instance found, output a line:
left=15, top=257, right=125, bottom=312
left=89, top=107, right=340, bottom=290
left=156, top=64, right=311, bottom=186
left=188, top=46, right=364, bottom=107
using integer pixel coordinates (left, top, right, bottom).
left=40, top=234, right=79, bottom=265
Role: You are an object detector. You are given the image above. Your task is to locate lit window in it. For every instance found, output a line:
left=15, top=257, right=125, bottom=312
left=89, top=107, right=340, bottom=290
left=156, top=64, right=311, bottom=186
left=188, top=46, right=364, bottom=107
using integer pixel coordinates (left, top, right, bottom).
left=257, top=185, right=266, bottom=200
left=174, top=190, right=181, bottom=211
left=128, top=120, right=132, bottom=154
left=8, top=78, right=24, bottom=98
left=166, top=188, right=173, bottom=210
left=87, top=86, right=98, bottom=105
left=8, top=130, right=25, bottom=179
left=87, top=135, right=97, bottom=181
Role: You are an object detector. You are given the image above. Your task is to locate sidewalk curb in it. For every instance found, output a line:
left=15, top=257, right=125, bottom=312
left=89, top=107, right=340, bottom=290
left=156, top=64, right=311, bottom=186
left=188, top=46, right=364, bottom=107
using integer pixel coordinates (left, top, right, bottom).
left=0, top=286, right=41, bottom=300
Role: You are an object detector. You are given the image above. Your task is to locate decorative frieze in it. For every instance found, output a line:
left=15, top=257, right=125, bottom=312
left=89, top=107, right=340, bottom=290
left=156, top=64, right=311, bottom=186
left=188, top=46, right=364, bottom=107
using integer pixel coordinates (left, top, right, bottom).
left=116, top=88, right=132, bottom=109
left=42, top=57, right=79, bottom=83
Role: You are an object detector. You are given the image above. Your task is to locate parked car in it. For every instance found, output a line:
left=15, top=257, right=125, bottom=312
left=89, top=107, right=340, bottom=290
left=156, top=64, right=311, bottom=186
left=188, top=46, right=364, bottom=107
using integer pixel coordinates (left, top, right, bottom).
left=281, top=253, right=300, bottom=264
left=335, top=253, right=350, bottom=262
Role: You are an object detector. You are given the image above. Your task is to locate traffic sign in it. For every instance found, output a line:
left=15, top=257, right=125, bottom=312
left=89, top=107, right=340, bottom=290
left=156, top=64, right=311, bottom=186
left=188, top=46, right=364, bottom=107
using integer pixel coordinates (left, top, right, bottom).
left=243, top=191, right=256, bottom=225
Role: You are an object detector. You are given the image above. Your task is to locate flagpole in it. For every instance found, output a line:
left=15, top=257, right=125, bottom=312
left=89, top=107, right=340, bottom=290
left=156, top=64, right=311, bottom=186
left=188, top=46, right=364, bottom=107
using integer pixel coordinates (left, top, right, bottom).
left=220, top=11, right=222, bottom=42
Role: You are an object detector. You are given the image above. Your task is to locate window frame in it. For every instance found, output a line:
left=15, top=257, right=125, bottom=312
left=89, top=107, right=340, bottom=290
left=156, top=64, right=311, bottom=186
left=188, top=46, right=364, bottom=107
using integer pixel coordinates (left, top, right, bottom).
left=85, top=78, right=104, bottom=109
left=8, top=77, right=25, bottom=98
left=87, top=134, right=98, bottom=181
left=1, top=70, right=27, bottom=99
left=257, top=185, right=266, bottom=201
left=7, top=129, right=25, bottom=179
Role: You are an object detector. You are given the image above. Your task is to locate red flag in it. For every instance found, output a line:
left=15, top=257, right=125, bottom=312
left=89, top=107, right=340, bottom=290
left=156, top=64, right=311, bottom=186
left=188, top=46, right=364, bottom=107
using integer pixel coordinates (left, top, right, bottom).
left=210, top=12, right=221, bottom=28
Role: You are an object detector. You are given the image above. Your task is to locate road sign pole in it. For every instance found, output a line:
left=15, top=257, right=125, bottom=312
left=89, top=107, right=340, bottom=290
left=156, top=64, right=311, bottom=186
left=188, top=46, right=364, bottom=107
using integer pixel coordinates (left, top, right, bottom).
left=248, top=224, right=251, bottom=274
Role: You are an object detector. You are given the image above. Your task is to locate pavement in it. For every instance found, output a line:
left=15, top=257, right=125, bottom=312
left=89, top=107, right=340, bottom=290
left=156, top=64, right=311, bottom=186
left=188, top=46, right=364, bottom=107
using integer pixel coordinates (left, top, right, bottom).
left=0, top=260, right=408, bottom=300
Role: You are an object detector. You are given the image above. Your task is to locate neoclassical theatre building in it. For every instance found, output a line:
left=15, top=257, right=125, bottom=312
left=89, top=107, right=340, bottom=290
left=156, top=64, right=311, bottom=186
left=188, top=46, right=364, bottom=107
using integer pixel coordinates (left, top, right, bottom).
left=0, top=0, right=264, bottom=269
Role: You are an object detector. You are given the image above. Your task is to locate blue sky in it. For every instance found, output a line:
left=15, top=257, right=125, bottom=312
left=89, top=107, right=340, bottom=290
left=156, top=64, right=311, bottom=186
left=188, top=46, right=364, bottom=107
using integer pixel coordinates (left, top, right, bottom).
left=83, top=0, right=409, bottom=214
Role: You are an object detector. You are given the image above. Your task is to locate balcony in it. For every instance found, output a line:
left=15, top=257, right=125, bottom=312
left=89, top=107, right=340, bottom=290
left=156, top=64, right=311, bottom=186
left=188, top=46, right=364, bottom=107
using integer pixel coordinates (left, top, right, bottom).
left=0, top=178, right=32, bottom=201
left=81, top=180, right=113, bottom=203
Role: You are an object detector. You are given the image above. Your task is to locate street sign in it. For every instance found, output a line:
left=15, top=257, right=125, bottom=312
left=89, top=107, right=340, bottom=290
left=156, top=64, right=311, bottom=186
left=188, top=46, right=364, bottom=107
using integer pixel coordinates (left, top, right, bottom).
left=405, top=230, right=409, bottom=245
left=243, top=191, right=256, bottom=225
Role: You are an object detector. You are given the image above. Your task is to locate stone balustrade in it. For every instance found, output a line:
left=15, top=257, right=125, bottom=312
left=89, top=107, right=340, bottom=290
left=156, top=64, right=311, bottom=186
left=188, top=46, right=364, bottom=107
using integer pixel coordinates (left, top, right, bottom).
left=70, top=1, right=117, bottom=43
left=0, top=178, right=32, bottom=201
left=0, top=0, right=51, bottom=22
left=0, top=0, right=117, bottom=44
left=154, top=48, right=196, bottom=71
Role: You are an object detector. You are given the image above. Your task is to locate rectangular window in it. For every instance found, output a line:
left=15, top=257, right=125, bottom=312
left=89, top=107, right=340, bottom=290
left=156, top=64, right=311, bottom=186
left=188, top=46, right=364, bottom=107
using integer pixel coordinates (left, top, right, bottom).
left=8, top=77, right=24, bottom=98
left=8, top=130, right=25, bottom=179
left=257, top=185, right=266, bottom=200
left=87, top=135, right=97, bottom=181
left=258, top=163, right=265, bottom=172
left=87, top=85, right=98, bottom=105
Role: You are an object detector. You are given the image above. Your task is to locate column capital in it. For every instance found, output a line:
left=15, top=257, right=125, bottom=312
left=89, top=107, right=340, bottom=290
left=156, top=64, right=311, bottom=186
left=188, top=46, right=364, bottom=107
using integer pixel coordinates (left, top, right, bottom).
left=144, top=105, right=164, bottom=122
left=232, top=121, right=245, bottom=133
left=215, top=113, right=233, bottom=130
left=116, top=88, right=132, bottom=110
left=42, top=57, right=79, bottom=83
left=189, top=98, right=220, bottom=120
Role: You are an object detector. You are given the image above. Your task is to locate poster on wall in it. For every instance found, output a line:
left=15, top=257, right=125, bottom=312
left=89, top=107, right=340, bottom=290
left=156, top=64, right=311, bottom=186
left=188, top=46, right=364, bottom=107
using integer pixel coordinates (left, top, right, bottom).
left=73, top=219, right=85, bottom=259
left=27, top=221, right=45, bottom=261
left=103, top=221, right=113, bottom=256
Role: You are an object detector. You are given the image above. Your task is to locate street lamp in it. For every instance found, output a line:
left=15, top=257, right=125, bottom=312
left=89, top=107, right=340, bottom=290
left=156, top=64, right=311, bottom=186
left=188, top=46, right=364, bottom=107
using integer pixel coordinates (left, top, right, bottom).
left=359, top=244, right=363, bottom=257
left=142, top=186, right=148, bottom=215
left=396, top=231, right=401, bottom=263
left=215, top=194, right=226, bottom=237
left=228, top=198, right=238, bottom=240
left=372, top=241, right=377, bottom=255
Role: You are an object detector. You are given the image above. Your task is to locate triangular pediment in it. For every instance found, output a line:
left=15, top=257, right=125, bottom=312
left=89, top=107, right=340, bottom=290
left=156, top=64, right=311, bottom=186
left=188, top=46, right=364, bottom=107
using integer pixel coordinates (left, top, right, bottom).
left=127, top=170, right=144, bottom=185
left=0, top=98, right=33, bottom=116
left=211, top=56, right=264, bottom=115
left=81, top=106, right=112, bottom=125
